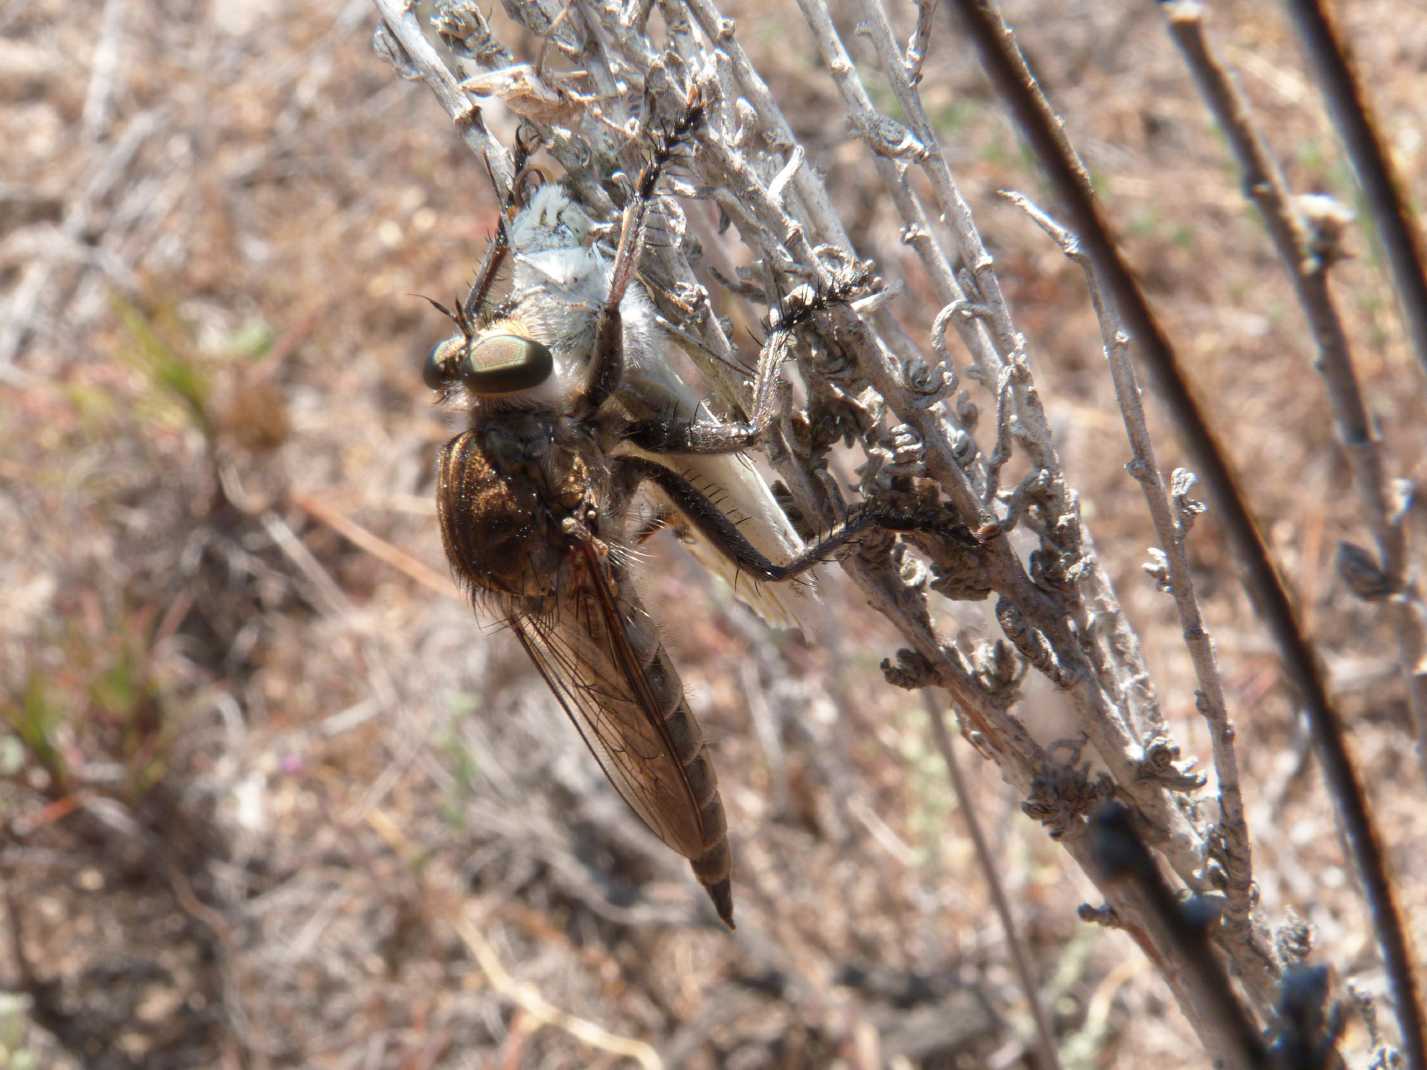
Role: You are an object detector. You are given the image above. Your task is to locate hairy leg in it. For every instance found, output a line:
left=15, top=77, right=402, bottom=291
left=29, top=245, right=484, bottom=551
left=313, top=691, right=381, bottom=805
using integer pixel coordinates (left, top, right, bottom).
left=584, top=88, right=706, bottom=414
left=613, top=456, right=975, bottom=582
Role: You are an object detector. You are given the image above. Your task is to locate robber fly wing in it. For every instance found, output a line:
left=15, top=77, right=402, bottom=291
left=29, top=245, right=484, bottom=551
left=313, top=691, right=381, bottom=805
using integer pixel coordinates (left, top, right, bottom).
left=507, top=558, right=706, bottom=860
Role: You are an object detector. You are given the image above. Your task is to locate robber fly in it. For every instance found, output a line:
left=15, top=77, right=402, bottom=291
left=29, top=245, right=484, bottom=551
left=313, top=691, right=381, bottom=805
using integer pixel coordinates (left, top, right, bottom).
left=423, top=92, right=957, bottom=926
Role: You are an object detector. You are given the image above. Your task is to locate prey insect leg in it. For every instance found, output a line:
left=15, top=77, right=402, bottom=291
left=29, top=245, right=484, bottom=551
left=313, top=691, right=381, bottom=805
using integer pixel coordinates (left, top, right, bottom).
left=614, top=456, right=976, bottom=583
left=620, top=357, right=785, bottom=454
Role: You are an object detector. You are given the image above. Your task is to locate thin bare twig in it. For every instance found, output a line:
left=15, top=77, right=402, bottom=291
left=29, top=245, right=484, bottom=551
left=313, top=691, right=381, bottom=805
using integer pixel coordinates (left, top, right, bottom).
left=292, top=493, right=462, bottom=600
left=1280, top=0, right=1427, bottom=382
left=81, top=0, right=128, bottom=141
left=1002, top=188, right=1269, bottom=1000
left=0, top=109, right=163, bottom=377
left=450, top=908, right=663, bottom=1069
left=369, top=0, right=513, bottom=195
left=903, top=0, right=934, bottom=86
left=923, top=691, right=1062, bottom=1070
left=1160, top=0, right=1427, bottom=800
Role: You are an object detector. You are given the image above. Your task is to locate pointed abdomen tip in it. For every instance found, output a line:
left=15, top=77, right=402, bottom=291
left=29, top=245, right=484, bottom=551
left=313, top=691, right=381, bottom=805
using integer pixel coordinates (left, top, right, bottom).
left=707, top=879, right=735, bottom=930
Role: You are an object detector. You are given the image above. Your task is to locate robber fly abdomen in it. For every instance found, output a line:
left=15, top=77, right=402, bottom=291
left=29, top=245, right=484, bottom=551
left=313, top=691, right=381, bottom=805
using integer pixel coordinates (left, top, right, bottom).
left=554, top=535, right=734, bottom=918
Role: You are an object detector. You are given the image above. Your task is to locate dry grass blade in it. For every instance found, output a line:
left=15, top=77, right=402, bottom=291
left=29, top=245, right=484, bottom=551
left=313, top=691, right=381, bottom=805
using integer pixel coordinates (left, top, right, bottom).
left=449, top=910, right=664, bottom=1070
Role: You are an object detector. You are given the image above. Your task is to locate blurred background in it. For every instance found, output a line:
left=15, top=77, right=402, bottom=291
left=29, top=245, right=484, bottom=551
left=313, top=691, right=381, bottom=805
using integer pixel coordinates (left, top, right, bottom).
left=2, top=0, right=1425, bottom=1066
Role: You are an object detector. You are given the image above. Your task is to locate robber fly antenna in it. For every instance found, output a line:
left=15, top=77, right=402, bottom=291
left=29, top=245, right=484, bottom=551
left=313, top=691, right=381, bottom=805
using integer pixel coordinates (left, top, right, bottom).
left=415, top=294, right=470, bottom=336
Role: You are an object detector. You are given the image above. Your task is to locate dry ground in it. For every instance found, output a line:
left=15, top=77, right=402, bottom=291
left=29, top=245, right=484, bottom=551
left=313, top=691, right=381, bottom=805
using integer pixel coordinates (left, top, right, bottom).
left=1, top=1, right=1425, bottom=1067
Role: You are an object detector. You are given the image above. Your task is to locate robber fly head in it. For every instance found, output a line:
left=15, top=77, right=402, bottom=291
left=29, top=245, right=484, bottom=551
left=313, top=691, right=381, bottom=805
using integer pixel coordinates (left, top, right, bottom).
left=419, top=198, right=569, bottom=407
left=423, top=323, right=556, bottom=397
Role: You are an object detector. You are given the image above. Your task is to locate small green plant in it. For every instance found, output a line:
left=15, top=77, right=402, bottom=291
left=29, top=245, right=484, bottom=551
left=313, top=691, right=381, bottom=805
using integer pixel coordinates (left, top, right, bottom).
left=112, top=293, right=216, bottom=440
left=2, top=673, right=68, bottom=794
left=0, top=992, right=41, bottom=1070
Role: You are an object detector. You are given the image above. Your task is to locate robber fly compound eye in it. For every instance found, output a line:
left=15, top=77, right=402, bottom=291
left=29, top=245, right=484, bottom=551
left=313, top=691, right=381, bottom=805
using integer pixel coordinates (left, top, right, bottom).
left=423, top=337, right=461, bottom=391
left=461, top=334, right=554, bottom=394
left=422, top=334, right=554, bottom=395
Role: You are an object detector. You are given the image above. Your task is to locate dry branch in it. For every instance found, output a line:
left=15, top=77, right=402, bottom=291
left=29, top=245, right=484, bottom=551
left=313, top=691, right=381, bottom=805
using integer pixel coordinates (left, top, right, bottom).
left=941, top=0, right=1421, bottom=1063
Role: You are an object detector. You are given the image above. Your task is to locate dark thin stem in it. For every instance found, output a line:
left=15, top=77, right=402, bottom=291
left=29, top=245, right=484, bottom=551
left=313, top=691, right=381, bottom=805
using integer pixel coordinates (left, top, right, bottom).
left=1281, top=0, right=1427, bottom=382
left=1090, top=803, right=1270, bottom=1069
left=924, top=692, right=1062, bottom=1070
left=942, top=2, right=1425, bottom=1066
left=1161, top=0, right=1427, bottom=837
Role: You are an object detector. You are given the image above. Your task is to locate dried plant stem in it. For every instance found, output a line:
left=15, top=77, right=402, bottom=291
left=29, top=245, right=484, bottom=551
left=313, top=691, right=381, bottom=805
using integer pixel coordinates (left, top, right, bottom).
left=1001, top=189, right=1270, bottom=997
left=796, top=0, right=998, bottom=379
left=664, top=4, right=1073, bottom=795
left=944, top=0, right=1425, bottom=1063
left=292, top=493, right=462, bottom=599
left=923, top=691, right=1062, bottom=1070
left=0, top=109, right=161, bottom=377
left=1280, top=0, right=1427, bottom=381
left=368, top=0, right=513, bottom=192
left=851, top=0, right=1021, bottom=366
left=363, top=0, right=1403, bottom=1059
left=680, top=0, right=853, bottom=251
left=450, top=909, right=663, bottom=1069
left=1160, top=0, right=1427, bottom=800
left=81, top=0, right=128, bottom=141
left=1089, top=804, right=1271, bottom=1070
left=904, top=0, right=934, bottom=86
left=1046, top=815, right=1260, bottom=1064
left=817, top=0, right=1199, bottom=769
left=692, top=1, right=1266, bottom=1047
left=801, top=0, right=1248, bottom=956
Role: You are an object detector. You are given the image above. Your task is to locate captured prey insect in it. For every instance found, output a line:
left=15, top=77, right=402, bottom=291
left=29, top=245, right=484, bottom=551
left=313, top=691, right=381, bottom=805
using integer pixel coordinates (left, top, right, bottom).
left=423, top=93, right=967, bottom=926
